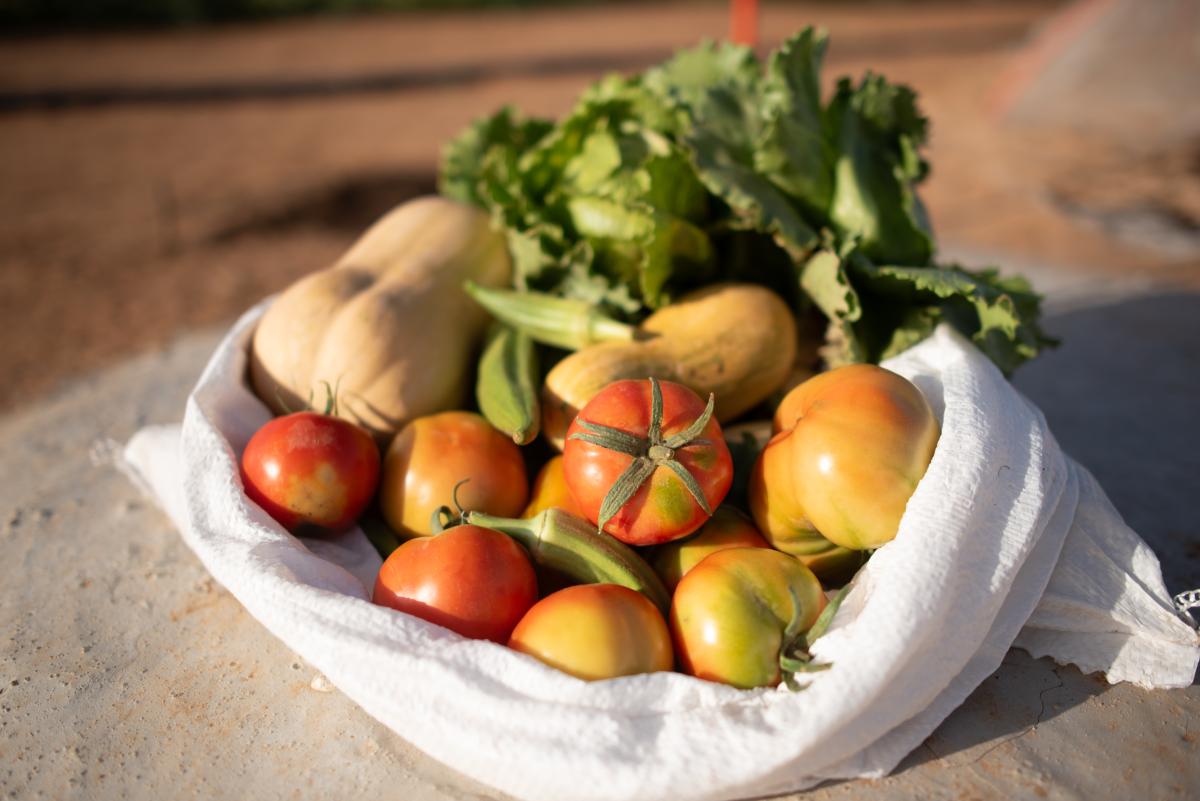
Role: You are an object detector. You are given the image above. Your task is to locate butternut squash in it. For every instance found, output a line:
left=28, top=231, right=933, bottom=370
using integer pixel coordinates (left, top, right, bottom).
left=249, top=196, right=511, bottom=441
left=541, top=284, right=804, bottom=449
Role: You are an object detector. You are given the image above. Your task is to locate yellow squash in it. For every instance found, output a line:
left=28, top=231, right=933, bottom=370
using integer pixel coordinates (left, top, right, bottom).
left=249, top=196, right=511, bottom=440
left=542, top=284, right=805, bottom=449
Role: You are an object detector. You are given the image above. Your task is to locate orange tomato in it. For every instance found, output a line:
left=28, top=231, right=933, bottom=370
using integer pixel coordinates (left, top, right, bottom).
left=508, top=584, right=673, bottom=681
left=751, top=364, right=939, bottom=551
left=379, top=411, right=528, bottom=538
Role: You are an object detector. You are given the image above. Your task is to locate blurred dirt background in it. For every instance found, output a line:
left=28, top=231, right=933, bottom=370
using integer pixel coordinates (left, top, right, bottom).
left=1, top=0, right=1198, bottom=412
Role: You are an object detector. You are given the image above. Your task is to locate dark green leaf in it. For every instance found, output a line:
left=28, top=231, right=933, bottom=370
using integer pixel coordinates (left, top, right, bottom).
left=798, top=250, right=865, bottom=365
left=757, top=27, right=835, bottom=218
left=827, top=75, right=933, bottom=266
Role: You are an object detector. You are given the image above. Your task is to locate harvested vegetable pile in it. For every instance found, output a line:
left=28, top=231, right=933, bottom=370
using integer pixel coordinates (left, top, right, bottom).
left=440, top=29, right=1053, bottom=374
left=238, top=26, right=1065, bottom=689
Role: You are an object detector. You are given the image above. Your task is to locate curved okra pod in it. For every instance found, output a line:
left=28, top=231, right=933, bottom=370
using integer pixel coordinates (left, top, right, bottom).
left=475, top=322, right=540, bottom=445
left=463, top=507, right=671, bottom=615
left=463, top=281, right=636, bottom=352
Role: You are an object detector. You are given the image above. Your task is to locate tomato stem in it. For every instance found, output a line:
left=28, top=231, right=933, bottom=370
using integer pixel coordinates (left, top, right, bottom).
left=808, top=585, right=850, bottom=644
left=567, top=376, right=716, bottom=533
left=430, top=505, right=458, bottom=534
left=273, top=386, right=297, bottom=415
left=427, top=481, right=474, bottom=534
left=314, top=378, right=344, bottom=417
left=778, top=585, right=850, bottom=689
left=450, top=478, right=471, bottom=518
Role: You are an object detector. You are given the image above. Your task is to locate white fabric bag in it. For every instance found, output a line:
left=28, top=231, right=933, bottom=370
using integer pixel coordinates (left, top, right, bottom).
left=122, top=301, right=1198, bottom=801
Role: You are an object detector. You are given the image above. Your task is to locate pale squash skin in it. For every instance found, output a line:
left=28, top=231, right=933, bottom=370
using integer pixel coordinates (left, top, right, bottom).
left=542, top=284, right=807, bottom=450
left=249, top=196, right=511, bottom=441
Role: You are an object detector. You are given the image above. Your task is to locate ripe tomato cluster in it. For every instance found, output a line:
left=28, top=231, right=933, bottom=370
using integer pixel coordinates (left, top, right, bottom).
left=240, top=367, right=938, bottom=689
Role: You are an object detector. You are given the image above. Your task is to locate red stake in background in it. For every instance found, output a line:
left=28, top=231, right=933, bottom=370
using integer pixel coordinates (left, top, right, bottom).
left=730, top=0, right=759, bottom=47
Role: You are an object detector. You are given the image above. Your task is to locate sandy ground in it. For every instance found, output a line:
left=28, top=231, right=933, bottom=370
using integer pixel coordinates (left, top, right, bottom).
left=1, top=0, right=1198, bottom=413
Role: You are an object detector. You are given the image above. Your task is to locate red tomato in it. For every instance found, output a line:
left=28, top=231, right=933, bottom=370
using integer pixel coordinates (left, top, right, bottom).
left=241, top=411, right=380, bottom=535
left=373, top=524, right=537, bottom=643
left=562, top=378, right=732, bottom=546
left=508, top=584, right=672, bottom=681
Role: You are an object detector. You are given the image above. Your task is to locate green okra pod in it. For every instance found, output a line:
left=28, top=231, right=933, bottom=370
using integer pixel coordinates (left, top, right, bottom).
left=464, top=281, right=636, bottom=352
left=463, top=507, right=671, bottom=615
left=476, top=322, right=540, bottom=445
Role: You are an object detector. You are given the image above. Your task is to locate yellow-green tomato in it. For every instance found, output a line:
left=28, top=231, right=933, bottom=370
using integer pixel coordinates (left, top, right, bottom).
left=671, top=548, right=826, bottom=689
left=652, top=506, right=771, bottom=591
left=508, top=584, right=673, bottom=681
left=522, top=455, right=584, bottom=519
left=744, top=488, right=866, bottom=585
left=751, top=364, right=939, bottom=551
left=785, top=536, right=868, bottom=586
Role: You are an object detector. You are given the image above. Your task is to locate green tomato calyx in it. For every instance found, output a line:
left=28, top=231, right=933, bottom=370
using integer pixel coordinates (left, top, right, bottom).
left=568, top=376, right=716, bottom=533
left=779, top=585, right=850, bottom=691
left=648, top=444, right=674, bottom=461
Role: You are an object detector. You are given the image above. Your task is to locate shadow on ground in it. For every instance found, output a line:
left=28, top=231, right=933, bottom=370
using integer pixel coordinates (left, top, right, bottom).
left=839, top=291, right=1200, bottom=779
left=893, top=651, right=1111, bottom=774
left=1015, top=291, right=1200, bottom=593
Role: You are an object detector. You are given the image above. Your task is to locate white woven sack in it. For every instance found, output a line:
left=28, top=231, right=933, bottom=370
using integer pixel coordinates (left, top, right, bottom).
left=122, top=300, right=1198, bottom=801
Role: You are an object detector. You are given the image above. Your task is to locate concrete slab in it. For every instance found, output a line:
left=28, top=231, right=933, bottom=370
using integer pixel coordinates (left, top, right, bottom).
left=1, top=275, right=1197, bottom=800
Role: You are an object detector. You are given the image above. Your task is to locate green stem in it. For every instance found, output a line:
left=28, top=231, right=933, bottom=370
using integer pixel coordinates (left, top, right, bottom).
left=463, top=508, right=671, bottom=615
left=777, top=585, right=851, bottom=688
left=590, top=315, right=638, bottom=344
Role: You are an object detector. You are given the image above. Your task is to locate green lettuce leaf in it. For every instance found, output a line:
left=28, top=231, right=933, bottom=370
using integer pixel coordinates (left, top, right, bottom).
left=438, top=29, right=1053, bottom=373
left=849, top=257, right=1055, bottom=373
left=645, top=40, right=821, bottom=260
left=798, top=249, right=865, bottom=365
left=757, top=27, right=835, bottom=219
left=827, top=74, right=933, bottom=266
left=439, top=106, right=551, bottom=208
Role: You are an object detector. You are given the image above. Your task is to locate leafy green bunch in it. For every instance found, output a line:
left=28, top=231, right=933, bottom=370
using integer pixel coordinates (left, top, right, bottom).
left=439, top=29, right=1053, bottom=372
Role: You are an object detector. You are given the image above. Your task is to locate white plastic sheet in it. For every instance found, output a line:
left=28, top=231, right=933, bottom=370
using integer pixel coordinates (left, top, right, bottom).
left=122, top=302, right=1198, bottom=801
